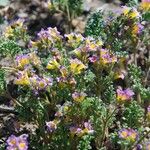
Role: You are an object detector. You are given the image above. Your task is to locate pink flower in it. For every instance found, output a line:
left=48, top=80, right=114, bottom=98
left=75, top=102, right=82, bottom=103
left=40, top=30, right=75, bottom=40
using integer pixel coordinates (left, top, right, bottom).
left=117, top=87, right=134, bottom=103
left=6, top=134, right=28, bottom=150
left=118, top=128, right=138, bottom=142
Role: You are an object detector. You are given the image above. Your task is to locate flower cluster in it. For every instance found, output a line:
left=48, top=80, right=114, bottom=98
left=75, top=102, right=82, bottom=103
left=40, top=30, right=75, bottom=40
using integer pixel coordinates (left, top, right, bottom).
left=72, top=91, right=87, bottom=103
left=6, top=134, right=28, bottom=150
left=70, top=121, right=94, bottom=137
left=46, top=120, right=60, bottom=132
left=29, top=27, right=62, bottom=51
left=4, top=19, right=27, bottom=40
left=140, top=0, right=150, bottom=11
left=118, top=128, right=138, bottom=142
left=116, top=87, right=134, bottom=104
left=0, top=2, right=150, bottom=149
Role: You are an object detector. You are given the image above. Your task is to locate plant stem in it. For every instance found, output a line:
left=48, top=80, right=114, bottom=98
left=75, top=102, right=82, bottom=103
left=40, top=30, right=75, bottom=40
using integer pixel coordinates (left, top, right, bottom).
left=99, top=108, right=117, bottom=147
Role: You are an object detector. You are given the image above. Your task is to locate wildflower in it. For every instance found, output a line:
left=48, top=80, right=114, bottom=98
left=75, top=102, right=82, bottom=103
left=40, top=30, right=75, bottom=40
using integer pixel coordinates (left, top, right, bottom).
left=14, top=71, right=30, bottom=86
left=12, top=19, right=25, bottom=28
left=70, top=59, right=87, bottom=75
left=132, top=23, right=144, bottom=36
left=70, top=121, right=94, bottom=137
left=30, top=76, right=53, bottom=91
left=89, top=55, right=98, bottom=63
left=4, top=19, right=25, bottom=38
left=46, top=58, right=60, bottom=70
left=85, top=37, right=98, bottom=51
left=6, top=134, right=28, bottom=150
left=17, top=134, right=28, bottom=150
left=136, top=144, right=143, bottom=150
left=129, top=8, right=140, bottom=19
left=83, top=121, right=94, bottom=134
left=16, top=54, right=30, bottom=69
left=100, top=49, right=117, bottom=65
left=65, top=33, right=84, bottom=48
left=69, top=126, right=84, bottom=137
left=140, top=0, right=150, bottom=11
left=114, top=70, right=126, bottom=80
left=55, top=111, right=63, bottom=117
left=122, top=6, right=131, bottom=16
left=30, top=27, right=62, bottom=50
left=72, top=92, right=87, bottom=102
left=122, top=6, right=140, bottom=19
left=70, top=127, right=79, bottom=137
left=46, top=120, right=59, bottom=132
left=76, top=128, right=84, bottom=137
left=6, top=135, right=18, bottom=147
left=4, top=26, right=13, bottom=38
left=147, top=105, right=150, bottom=121
left=47, top=27, right=62, bottom=42
left=116, top=87, right=134, bottom=103
left=37, top=28, right=50, bottom=40
left=118, top=128, right=138, bottom=142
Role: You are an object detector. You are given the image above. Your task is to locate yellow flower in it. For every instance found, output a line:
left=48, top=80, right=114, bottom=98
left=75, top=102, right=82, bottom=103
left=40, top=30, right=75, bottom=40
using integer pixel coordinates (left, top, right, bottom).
left=114, top=69, right=126, bottom=80
left=16, top=55, right=30, bottom=69
left=65, top=33, right=84, bottom=48
left=4, top=26, right=13, bottom=38
left=85, top=37, right=98, bottom=51
left=129, top=9, right=140, bottom=19
left=122, top=6, right=131, bottom=16
left=73, top=48, right=82, bottom=58
left=14, top=71, right=30, bottom=85
left=18, top=142, right=26, bottom=149
left=46, top=59, right=60, bottom=70
left=70, top=59, right=86, bottom=75
left=140, top=0, right=150, bottom=11
left=122, top=6, right=140, bottom=19
left=72, top=92, right=87, bottom=102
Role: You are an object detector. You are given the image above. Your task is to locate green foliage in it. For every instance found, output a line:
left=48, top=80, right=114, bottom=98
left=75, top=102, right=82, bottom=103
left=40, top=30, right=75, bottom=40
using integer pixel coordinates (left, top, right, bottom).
left=77, top=135, right=93, bottom=150
left=85, top=10, right=106, bottom=39
left=1, top=2, right=150, bottom=150
left=122, top=101, right=144, bottom=128
left=0, top=38, right=22, bottom=57
left=128, top=64, right=150, bottom=100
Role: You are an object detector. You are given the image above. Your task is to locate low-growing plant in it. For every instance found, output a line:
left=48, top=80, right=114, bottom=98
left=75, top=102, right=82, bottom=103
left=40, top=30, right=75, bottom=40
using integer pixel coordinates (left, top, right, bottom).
left=0, top=0, right=150, bottom=150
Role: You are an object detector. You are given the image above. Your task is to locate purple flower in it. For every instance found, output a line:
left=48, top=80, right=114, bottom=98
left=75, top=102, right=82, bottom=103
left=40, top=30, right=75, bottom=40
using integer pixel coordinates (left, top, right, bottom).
left=6, top=134, right=28, bottom=150
left=118, top=128, right=138, bottom=142
left=46, top=120, right=59, bottom=132
left=147, top=106, right=150, bottom=112
left=117, top=87, right=134, bottom=103
left=89, top=55, right=98, bottom=63
left=137, top=23, right=144, bottom=34
left=6, top=135, right=18, bottom=147
left=16, top=54, right=30, bottom=68
left=84, top=121, right=94, bottom=134
left=72, top=92, right=87, bottom=102
left=136, top=144, right=143, bottom=150
left=17, top=134, right=28, bottom=150
left=37, top=28, right=50, bottom=39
